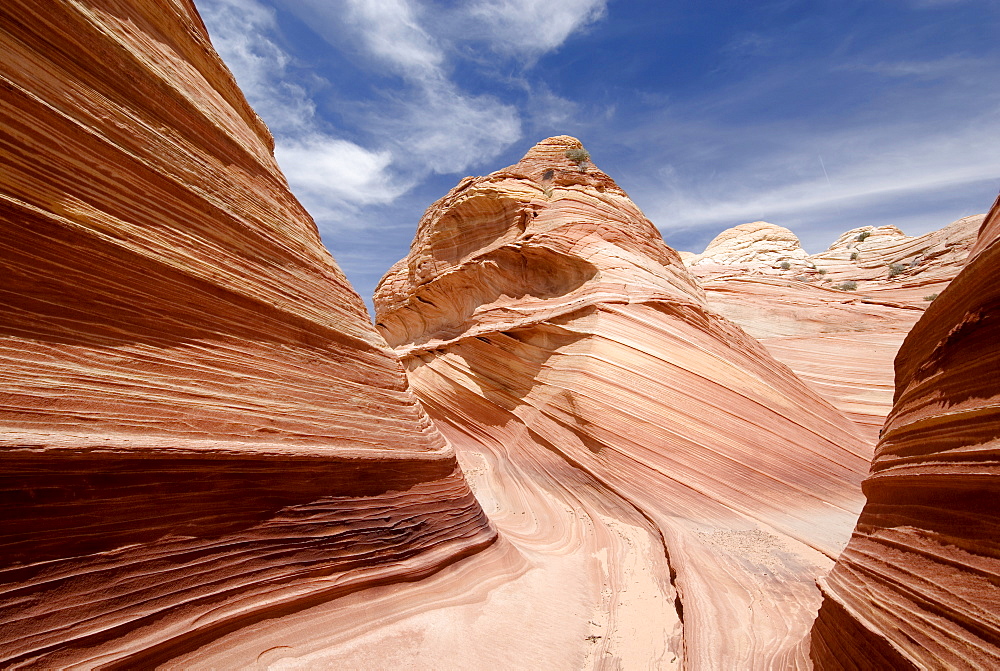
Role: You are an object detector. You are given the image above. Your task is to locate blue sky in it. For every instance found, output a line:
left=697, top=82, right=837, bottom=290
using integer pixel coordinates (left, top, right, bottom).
left=196, top=0, right=1000, bottom=308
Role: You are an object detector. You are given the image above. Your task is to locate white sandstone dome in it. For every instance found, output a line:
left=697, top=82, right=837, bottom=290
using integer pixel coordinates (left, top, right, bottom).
left=692, top=221, right=810, bottom=266
left=826, top=225, right=908, bottom=251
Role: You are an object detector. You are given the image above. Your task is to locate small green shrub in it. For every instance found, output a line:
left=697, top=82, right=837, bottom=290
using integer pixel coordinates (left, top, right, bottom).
left=850, top=252, right=859, bottom=261
left=817, top=268, right=827, bottom=275
left=564, top=147, right=591, bottom=164
left=888, top=263, right=906, bottom=277
left=856, top=230, right=872, bottom=242
left=779, top=261, right=791, bottom=270
left=834, top=281, right=858, bottom=291
left=924, top=293, right=939, bottom=302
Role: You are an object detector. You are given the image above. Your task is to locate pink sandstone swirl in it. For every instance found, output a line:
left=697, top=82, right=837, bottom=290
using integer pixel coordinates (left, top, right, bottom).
left=810, top=194, right=1000, bottom=669
left=0, top=0, right=492, bottom=666
left=375, top=136, right=871, bottom=667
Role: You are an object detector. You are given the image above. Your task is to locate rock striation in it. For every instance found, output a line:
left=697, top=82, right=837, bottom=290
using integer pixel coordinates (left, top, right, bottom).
left=810, top=195, right=1000, bottom=668
left=375, top=136, right=870, bottom=667
left=0, top=0, right=492, bottom=667
left=684, top=215, right=982, bottom=443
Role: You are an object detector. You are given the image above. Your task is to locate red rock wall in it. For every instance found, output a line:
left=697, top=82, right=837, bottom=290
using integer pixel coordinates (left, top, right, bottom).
left=811, top=194, right=1000, bottom=668
left=376, top=137, right=871, bottom=667
left=0, top=0, right=492, bottom=666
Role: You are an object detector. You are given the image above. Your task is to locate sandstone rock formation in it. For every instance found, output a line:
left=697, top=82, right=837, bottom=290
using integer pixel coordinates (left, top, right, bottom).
left=0, top=0, right=492, bottom=666
left=810, top=195, right=1000, bottom=668
left=684, top=215, right=982, bottom=443
left=686, top=220, right=811, bottom=267
left=685, top=215, right=980, bottom=298
left=372, top=136, right=871, bottom=667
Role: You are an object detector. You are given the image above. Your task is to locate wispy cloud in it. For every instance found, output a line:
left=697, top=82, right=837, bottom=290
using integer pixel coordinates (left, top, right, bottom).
left=197, top=0, right=314, bottom=133
left=636, top=110, right=1000, bottom=250
left=199, top=0, right=402, bottom=228
left=457, top=0, right=608, bottom=57
left=836, top=54, right=982, bottom=78
left=283, top=0, right=522, bottom=177
left=336, top=0, right=444, bottom=79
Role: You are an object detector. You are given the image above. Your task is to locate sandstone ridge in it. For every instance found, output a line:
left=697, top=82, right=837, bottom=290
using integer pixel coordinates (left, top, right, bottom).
left=371, top=136, right=871, bottom=667
left=0, top=1, right=492, bottom=667
left=685, top=220, right=810, bottom=266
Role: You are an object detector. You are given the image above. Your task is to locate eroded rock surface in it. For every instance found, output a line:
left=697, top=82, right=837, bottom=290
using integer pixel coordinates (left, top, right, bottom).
left=686, top=220, right=811, bottom=267
left=810, top=196, right=1000, bottom=669
left=684, top=215, right=982, bottom=442
left=372, top=136, right=870, bottom=667
left=0, top=0, right=492, bottom=666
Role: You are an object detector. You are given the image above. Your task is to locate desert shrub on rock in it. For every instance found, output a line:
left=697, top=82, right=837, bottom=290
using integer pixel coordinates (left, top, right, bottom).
left=564, top=147, right=590, bottom=165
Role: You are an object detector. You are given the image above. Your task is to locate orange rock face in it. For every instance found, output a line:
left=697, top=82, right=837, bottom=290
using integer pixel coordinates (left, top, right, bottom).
left=375, top=137, right=870, bottom=667
left=0, top=0, right=492, bottom=666
left=810, top=195, right=1000, bottom=668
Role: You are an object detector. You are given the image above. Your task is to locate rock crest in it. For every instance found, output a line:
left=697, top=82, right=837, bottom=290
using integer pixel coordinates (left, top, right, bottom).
left=688, top=220, right=810, bottom=266
left=376, top=136, right=870, bottom=666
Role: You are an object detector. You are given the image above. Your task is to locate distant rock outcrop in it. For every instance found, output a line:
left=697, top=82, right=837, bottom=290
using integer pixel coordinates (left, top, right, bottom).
left=686, top=221, right=811, bottom=267
left=684, top=215, right=982, bottom=442
left=0, top=0, right=491, bottom=666
left=684, top=215, right=980, bottom=295
left=824, top=224, right=908, bottom=251
left=376, top=136, right=870, bottom=667
left=810, top=196, right=1000, bottom=668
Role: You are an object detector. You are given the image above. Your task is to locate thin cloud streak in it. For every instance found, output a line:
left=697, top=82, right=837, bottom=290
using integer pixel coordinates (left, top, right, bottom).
left=641, top=114, right=1000, bottom=241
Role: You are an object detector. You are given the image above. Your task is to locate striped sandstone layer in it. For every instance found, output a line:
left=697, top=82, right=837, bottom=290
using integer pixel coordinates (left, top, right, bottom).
left=373, top=137, right=870, bottom=668
left=810, top=196, right=1000, bottom=668
left=687, top=215, right=981, bottom=442
left=0, top=0, right=492, bottom=667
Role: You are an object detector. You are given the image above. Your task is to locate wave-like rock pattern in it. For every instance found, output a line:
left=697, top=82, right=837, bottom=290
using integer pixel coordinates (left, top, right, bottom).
left=0, top=0, right=492, bottom=666
left=375, top=136, right=870, bottom=667
left=687, top=216, right=981, bottom=443
left=810, top=195, right=1000, bottom=669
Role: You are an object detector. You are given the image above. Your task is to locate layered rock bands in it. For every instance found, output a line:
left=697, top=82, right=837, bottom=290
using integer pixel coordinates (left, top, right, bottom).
left=810, top=195, right=1000, bottom=669
left=685, top=217, right=981, bottom=443
left=0, top=0, right=492, bottom=666
left=374, top=136, right=871, bottom=667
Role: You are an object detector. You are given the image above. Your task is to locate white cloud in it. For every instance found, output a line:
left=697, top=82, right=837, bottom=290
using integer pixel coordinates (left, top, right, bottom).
left=462, top=0, right=608, bottom=57
left=198, top=0, right=313, bottom=133
left=276, top=0, right=523, bottom=175
left=198, top=0, right=404, bottom=229
left=370, top=81, right=521, bottom=174
left=339, top=0, right=444, bottom=79
left=198, top=0, right=607, bottom=231
left=275, top=135, right=406, bottom=209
